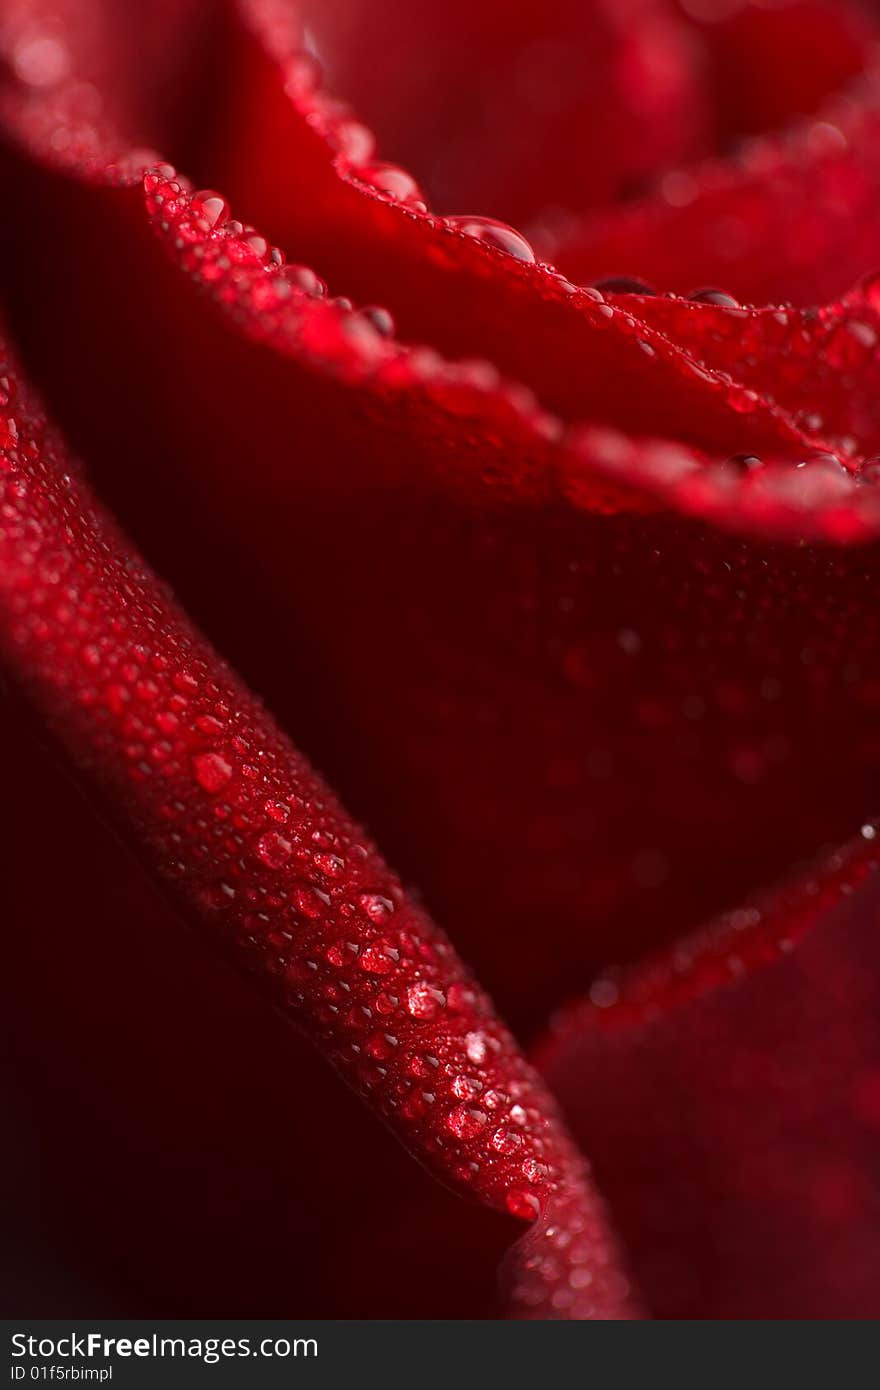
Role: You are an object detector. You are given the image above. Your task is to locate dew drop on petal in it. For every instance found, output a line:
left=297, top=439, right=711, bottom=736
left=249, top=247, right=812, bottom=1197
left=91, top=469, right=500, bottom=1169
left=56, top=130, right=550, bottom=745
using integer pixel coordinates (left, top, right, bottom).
left=725, top=453, right=763, bottom=474
left=282, top=265, right=326, bottom=297
left=445, top=1103, right=488, bottom=1139
left=446, top=216, right=536, bottom=263
left=359, top=892, right=395, bottom=921
left=256, top=832, right=292, bottom=868
left=506, top=1188, right=541, bottom=1220
left=359, top=305, right=395, bottom=336
left=359, top=941, right=400, bottom=974
left=406, top=982, right=446, bottom=1019
left=492, top=1127, right=523, bottom=1155
left=191, top=190, right=229, bottom=231
left=687, top=287, right=740, bottom=307
left=591, top=276, right=657, bottom=296
left=352, top=161, right=426, bottom=206
left=192, top=751, right=233, bottom=793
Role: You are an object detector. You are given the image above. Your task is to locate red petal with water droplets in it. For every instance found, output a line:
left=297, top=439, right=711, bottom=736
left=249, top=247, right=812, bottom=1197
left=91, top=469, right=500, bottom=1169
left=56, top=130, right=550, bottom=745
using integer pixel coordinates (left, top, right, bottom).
left=1, top=0, right=880, bottom=1037
left=0, top=338, right=639, bottom=1319
left=537, top=846, right=880, bottom=1317
left=229, top=0, right=711, bottom=228
left=4, top=0, right=880, bottom=1320
left=547, top=0, right=880, bottom=305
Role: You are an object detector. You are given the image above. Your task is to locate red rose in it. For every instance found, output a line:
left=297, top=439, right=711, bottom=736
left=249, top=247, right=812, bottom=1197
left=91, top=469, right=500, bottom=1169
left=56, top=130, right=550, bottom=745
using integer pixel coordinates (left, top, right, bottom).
left=2, top=0, right=880, bottom=1320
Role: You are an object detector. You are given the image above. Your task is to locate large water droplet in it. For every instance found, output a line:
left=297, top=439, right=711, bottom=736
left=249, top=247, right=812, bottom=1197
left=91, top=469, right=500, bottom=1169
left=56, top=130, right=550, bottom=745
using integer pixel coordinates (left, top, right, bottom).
left=406, top=982, right=446, bottom=1019
left=724, top=453, right=763, bottom=475
left=446, top=216, right=536, bottom=263
left=359, top=941, right=400, bottom=975
left=592, top=276, right=657, bottom=296
left=352, top=162, right=426, bottom=207
left=491, top=1127, right=522, bottom=1155
left=445, top=1103, right=488, bottom=1139
left=256, top=832, right=292, bottom=869
left=282, top=265, right=326, bottom=297
left=687, top=287, right=740, bottom=307
left=506, top=1188, right=541, bottom=1220
left=192, top=752, right=232, bottom=793
left=191, top=191, right=229, bottom=232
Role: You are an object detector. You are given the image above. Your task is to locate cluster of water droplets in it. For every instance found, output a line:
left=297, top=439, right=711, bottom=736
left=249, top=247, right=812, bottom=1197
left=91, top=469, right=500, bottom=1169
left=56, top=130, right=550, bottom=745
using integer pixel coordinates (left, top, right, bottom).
left=144, top=173, right=403, bottom=359
left=0, top=363, right=599, bottom=1229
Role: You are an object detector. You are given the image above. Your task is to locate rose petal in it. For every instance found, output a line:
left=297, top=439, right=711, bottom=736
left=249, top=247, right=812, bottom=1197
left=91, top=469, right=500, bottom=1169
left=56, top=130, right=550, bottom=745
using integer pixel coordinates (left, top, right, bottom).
left=548, top=70, right=880, bottom=304
left=681, top=0, right=872, bottom=144
left=0, top=334, right=640, bottom=1319
left=537, top=841, right=880, bottom=1316
left=596, top=282, right=880, bottom=457
left=0, top=715, right=513, bottom=1317
left=232, top=0, right=710, bottom=225
left=3, top=143, right=880, bottom=1010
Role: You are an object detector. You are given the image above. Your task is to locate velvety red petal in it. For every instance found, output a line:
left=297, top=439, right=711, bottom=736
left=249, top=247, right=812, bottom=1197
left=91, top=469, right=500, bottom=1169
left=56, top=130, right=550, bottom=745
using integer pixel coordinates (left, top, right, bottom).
left=3, top=0, right=880, bottom=1023
left=0, top=337, right=640, bottom=1319
left=537, top=849, right=880, bottom=1316
left=544, top=4, right=880, bottom=305
left=232, top=0, right=711, bottom=226
left=596, top=281, right=880, bottom=458
left=4, top=0, right=880, bottom=1321
left=0, top=717, right=512, bottom=1318
left=679, top=0, right=873, bottom=145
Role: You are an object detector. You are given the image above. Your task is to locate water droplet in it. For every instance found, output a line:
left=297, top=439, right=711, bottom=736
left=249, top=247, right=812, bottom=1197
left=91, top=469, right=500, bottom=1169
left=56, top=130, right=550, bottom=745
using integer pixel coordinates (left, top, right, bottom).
left=358, top=305, right=395, bottom=336
left=366, top=1031, right=398, bottom=1060
left=359, top=892, right=395, bottom=921
left=314, top=851, right=344, bottom=877
left=292, top=884, right=330, bottom=919
left=191, top=191, right=229, bottom=231
left=687, top=287, right=740, bottom=307
left=725, top=452, right=763, bottom=474
left=451, top=1075, right=483, bottom=1100
left=446, top=216, right=536, bottom=263
left=359, top=941, right=400, bottom=975
left=192, top=752, right=232, bottom=793
left=506, top=1188, right=541, bottom=1220
left=406, top=982, right=446, bottom=1019
left=256, top=832, right=292, bottom=868
left=521, top=1157, right=549, bottom=1184
left=591, top=276, right=656, bottom=296
left=0, top=417, right=20, bottom=450
left=353, top=161, right=426, bottom=206
left=282, top=265, right=326, bottom=297
left=492, top=1127, right=523, bottom=1155
left=445, top=1103, right=488, bottom=1139
left=727, top=385, right=759, bottom=414
left=465, top=1032, right=488, bottom=1064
